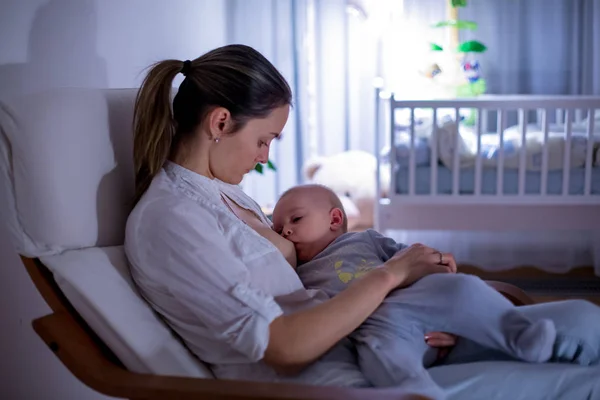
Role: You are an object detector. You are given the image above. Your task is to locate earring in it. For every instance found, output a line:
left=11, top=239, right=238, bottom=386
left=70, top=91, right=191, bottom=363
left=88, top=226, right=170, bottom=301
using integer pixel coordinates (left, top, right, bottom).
left=214, top=138, right=220, bottom=143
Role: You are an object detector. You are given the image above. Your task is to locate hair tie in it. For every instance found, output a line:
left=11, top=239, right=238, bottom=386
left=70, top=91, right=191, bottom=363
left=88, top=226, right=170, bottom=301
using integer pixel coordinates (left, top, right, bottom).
left=181, top=60, right=192, bottom=77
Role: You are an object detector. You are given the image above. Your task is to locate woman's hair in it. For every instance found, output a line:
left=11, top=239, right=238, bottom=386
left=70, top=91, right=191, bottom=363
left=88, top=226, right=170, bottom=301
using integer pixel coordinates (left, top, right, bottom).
left=132, top=44, right=293, bottom=205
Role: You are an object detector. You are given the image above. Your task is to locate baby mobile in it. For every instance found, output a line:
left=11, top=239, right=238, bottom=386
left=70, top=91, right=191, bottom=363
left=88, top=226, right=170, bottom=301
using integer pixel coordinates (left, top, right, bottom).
left=422, top=0, right=487, bottom=99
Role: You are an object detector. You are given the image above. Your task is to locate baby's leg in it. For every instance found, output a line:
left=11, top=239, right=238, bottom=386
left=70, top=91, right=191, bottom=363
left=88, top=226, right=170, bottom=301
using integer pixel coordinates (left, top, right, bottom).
left=386, top=273, right=556, bottom=363
left=353, top=328, right=447, bottom=399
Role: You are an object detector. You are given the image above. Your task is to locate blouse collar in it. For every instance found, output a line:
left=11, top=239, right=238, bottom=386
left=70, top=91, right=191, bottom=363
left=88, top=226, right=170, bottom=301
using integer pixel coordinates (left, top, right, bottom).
left=163, top=161, right=220, bottom=197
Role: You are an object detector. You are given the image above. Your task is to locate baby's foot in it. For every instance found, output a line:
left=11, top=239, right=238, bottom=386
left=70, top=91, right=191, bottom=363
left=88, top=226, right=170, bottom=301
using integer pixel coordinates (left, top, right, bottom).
left=514, top=318, right=557, bottom=363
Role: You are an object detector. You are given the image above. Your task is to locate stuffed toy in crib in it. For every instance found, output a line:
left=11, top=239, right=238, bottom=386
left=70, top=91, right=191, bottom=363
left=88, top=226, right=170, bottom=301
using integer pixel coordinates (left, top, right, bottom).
left=303, top=150, right=390, bottom=231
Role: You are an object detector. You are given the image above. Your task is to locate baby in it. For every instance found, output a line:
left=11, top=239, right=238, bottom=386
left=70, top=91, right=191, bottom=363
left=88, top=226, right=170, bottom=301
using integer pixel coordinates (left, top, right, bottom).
left=271, top=184, right=557, bottom=391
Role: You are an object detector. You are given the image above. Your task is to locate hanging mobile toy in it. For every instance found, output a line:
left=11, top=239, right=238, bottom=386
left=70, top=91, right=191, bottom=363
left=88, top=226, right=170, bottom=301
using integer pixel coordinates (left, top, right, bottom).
left=462, top=60, right=481, bottom=83
left=427, top=0, right=487, bottom=98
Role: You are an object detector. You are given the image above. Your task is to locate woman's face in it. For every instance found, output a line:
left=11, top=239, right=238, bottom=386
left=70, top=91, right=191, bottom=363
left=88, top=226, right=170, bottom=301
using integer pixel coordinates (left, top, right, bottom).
left=209, top=105, right=289, bottom=185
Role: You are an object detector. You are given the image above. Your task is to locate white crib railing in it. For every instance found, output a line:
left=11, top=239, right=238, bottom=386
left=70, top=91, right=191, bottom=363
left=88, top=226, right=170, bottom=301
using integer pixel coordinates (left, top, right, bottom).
left=374, top=90, right=600, bottom=232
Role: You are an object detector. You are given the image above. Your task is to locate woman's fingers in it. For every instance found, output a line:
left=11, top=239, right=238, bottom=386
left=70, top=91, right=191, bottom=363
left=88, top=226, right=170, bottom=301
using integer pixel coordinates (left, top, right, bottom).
left=399, top=245, right=457, bottom=275
left=426, top=251, right=445, bottom=266
left=442, top=253, right=457, bottom=273
left=418, top=244, right=438, bottom=254
left=424, top=250, right=457, bottom=272
left=425, top=332, right=457, bottom=347
left=426, top=332, right=457, bottom=361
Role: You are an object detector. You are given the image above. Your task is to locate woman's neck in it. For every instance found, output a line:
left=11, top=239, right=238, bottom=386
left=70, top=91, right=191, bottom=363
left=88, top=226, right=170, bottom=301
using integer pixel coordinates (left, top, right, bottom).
left=170, top=142, right=213, bottom=179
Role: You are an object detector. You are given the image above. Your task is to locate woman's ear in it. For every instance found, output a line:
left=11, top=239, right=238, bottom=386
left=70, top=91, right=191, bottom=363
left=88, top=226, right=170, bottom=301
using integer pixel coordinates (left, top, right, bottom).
left=207, top=106, right=232, bottom=140
left=329, top=208, right=344, bottom=231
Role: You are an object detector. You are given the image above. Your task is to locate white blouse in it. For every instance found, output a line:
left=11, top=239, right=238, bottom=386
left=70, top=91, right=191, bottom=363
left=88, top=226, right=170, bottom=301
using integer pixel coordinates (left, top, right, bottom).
left=125, top=162, right=367, bottom=387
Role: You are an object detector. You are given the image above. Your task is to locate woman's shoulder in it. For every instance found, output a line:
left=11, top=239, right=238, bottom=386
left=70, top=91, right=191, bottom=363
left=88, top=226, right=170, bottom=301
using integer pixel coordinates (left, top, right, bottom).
left=126, top=170, right=224, bottom=245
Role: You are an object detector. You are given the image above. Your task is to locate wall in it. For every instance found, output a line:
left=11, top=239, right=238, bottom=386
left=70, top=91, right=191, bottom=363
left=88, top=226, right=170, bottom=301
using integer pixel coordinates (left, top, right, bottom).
left=0, top=1, right=226, bottom=398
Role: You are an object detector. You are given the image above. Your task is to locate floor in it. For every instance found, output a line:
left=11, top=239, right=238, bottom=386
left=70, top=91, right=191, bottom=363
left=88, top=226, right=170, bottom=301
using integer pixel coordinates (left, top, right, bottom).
left=461, top=265, right=600, bottom=306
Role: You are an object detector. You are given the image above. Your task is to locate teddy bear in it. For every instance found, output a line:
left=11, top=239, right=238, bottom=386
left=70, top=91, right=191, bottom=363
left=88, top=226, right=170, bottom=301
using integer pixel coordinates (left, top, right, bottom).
left=303, top=150, right=390, bottom=231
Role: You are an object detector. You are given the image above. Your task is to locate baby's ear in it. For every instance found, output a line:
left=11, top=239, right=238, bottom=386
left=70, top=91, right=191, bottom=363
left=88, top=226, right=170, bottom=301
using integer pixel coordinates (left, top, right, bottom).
left=329, top=208, right=345, bottom=231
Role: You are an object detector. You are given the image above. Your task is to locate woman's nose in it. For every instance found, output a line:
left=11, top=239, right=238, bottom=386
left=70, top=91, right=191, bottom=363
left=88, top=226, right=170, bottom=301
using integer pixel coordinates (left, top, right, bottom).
left=256, top=147, right=269, bottom=164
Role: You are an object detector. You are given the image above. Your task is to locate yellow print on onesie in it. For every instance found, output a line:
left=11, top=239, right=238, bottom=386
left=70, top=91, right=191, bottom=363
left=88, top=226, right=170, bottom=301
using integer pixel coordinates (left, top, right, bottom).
left=334, top=259, right=377, bottom=283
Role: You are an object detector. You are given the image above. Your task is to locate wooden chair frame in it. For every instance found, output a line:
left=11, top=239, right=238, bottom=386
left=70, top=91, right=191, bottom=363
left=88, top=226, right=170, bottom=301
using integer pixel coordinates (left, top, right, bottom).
left=22, top=256, right=533, bottom=400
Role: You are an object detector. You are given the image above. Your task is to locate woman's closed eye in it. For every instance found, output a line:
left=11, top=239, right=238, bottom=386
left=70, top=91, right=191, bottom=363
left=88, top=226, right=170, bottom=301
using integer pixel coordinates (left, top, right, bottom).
left=259, top=139, right=272, bottom=148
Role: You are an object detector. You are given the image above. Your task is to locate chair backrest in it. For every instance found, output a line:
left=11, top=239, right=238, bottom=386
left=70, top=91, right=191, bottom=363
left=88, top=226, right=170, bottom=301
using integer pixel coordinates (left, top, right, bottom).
left=0, top=87, right=214, bottom=378
left=0, top=88, right=135, bottom=256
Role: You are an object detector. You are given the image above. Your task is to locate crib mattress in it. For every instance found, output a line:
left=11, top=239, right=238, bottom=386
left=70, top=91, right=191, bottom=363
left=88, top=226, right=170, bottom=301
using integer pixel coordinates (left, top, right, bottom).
left=395, top=166, right=600, bottom=195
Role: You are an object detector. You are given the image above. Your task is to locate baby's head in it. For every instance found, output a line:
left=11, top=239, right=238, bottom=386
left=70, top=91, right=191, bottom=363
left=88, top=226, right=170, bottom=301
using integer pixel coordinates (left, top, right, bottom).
left=272, top=184, right=347, bottom=263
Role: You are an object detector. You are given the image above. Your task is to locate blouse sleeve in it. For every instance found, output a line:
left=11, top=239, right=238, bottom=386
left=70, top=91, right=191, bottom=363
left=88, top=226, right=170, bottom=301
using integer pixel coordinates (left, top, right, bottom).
left=140, top=200, right=283, bottom=362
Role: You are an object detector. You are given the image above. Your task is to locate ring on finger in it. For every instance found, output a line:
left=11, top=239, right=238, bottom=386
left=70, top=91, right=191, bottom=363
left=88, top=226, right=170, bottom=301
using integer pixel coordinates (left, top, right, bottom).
left=437, top=252, right=443, bottom=264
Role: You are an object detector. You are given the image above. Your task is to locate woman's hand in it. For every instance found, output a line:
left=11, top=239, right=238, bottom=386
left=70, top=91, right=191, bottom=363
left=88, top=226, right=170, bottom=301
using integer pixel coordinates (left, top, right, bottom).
left=382, top=243, right=457, bottom=289
left=425, top=332, right=457, bottom=361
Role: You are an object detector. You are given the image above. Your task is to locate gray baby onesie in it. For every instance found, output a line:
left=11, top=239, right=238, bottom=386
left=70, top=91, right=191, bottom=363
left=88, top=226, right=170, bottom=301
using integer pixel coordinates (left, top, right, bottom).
left=297, top=230, right=556, bottom=395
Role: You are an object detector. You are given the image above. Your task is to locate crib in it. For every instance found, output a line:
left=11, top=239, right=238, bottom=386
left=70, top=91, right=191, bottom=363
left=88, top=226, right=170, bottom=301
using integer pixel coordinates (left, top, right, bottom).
left=373, top=88, right=600, bottom=274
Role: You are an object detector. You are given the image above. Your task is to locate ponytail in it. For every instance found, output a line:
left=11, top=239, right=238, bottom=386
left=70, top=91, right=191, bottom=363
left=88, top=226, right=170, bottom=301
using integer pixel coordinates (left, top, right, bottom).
left=132, top=45, right=292, bottom=206
left=132, top=59, right=183, bottom=205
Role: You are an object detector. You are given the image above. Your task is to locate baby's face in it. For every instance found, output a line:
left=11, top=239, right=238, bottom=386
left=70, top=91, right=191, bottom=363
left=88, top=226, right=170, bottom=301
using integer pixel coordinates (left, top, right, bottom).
left=272, top=192, right=333, bottom=262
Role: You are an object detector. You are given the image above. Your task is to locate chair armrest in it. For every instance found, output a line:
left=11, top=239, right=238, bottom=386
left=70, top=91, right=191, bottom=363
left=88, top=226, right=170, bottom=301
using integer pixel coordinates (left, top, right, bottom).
left=33, top=312, right=431, bottom=400
left=485, top=280, right=535, bottom=306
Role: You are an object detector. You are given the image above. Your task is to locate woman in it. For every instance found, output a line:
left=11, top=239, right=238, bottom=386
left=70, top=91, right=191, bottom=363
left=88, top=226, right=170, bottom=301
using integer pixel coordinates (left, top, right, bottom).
left=125, top=44, right=600, bottom=399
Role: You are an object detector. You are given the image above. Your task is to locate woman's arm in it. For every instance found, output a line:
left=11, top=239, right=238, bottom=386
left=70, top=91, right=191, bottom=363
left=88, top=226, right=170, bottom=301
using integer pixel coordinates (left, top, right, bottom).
left=264, top=244, right=454, bottom=374
left=264, top=267, right=396, bottom=373
left=149, top=202, right=451, bottom=376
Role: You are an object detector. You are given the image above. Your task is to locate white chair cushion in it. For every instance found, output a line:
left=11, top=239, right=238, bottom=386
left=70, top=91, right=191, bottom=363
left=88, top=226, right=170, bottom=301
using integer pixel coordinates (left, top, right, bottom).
left=0, top=87, right=214, bottom=379
left=40, top=246, right=214, bottom=378
left=0, top=88, right=136, bottom=257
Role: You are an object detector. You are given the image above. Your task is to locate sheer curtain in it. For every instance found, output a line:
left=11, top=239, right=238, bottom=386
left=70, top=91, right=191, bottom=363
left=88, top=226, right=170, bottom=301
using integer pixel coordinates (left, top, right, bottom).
left=227, top=0, right=377, bottom=209
left=460, top=0, right=600, bottom=95
left=226, top=0, right=304, bottom=209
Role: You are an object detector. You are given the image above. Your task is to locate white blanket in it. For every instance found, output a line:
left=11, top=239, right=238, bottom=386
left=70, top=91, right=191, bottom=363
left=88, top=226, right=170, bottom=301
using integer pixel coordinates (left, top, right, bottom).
left=429, top=120, right=600, bottom=171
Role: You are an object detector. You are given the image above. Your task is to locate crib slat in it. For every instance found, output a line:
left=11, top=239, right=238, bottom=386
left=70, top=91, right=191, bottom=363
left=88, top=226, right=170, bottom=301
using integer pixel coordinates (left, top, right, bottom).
left=482, top=109, right=488, bottom=137
left=518, top=109, right=527, bottom=196
left=541, top=109, right=549, bottom=195
left=389, top=99, right=397, bottom=196
left=584, top=108, right=595, bottom=196
left=555, top=109, right=563, bottom=125
left=496, top=109, right=505, bottom=195
left=575, top=109, right=583, bottom=124
left=452, top=107, right=460, bottom=196
left=431, top=108, right=438, bottom=195
left=409, top=107, right=416, bottom=196
left=474, top=108, right=483, bottom=196
left=374, top=85, right=382, bottom=206
left=562, top=110, right=572, bottom=195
